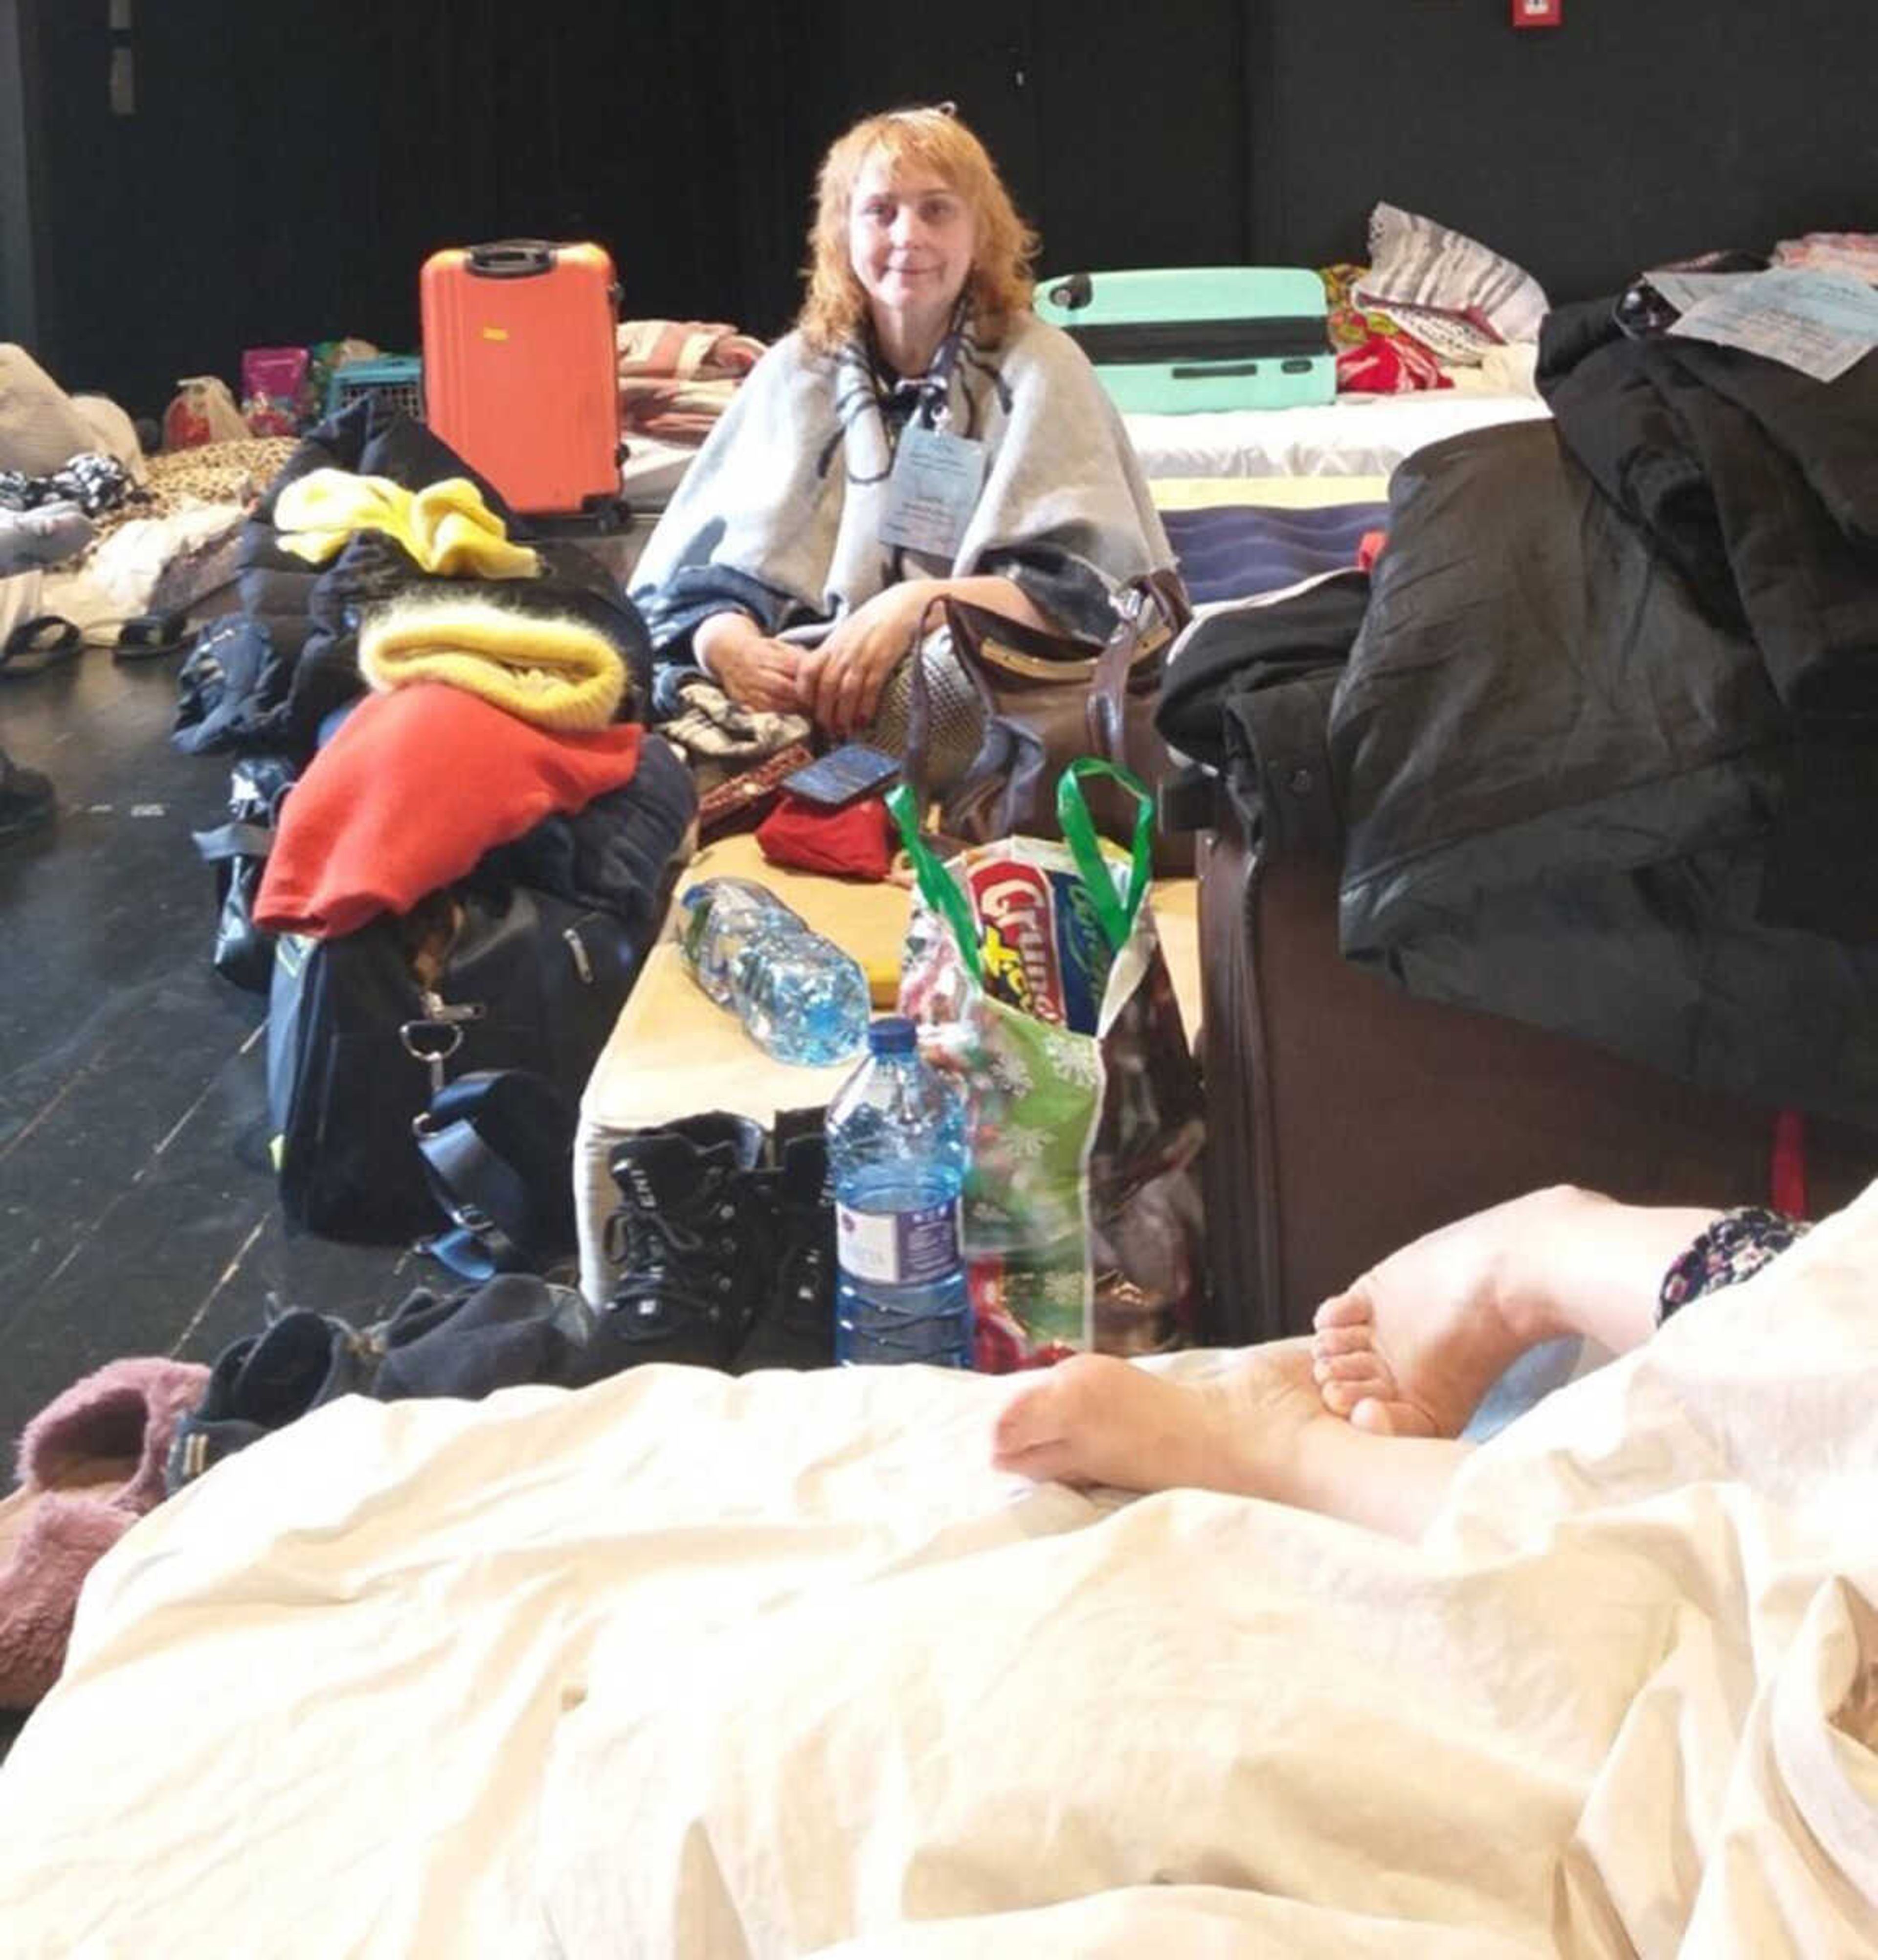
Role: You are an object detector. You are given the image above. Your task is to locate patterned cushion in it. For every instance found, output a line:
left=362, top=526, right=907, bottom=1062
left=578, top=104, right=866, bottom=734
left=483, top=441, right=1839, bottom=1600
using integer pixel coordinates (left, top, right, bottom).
left=1354, top=203, right=1549, bottom=362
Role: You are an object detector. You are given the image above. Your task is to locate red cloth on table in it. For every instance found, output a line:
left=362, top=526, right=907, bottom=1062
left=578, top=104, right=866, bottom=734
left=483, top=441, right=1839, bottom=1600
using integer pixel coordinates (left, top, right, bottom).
left=255, top=682, right=643, bottom=937
left=755, top=791, right=895, bottom=881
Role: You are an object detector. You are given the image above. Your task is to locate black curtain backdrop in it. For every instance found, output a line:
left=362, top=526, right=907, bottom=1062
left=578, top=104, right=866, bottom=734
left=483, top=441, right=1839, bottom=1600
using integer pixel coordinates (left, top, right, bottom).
left=12, top=0, right=1877, bottom=418
left=23, top=0, right=847, bottom=415
left=1244, top=0, right=1878, bottom=305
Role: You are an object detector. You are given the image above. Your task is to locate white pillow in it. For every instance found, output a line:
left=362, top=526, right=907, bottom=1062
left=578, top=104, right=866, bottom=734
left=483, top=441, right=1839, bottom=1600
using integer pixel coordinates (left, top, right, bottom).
left=1356, top=203, right=1550, bottom=357
left=0, top=344, right=98, bottom=477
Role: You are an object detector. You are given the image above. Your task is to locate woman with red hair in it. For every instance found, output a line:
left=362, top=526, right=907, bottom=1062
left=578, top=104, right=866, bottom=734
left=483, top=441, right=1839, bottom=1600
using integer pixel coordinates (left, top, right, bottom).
left=633, top=105, right=1171, bottom=760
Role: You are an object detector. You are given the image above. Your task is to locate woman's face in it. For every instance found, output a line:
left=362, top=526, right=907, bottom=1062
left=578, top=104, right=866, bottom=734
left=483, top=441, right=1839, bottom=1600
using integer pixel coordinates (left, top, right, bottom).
left=847, top=149, right=977, bottom=341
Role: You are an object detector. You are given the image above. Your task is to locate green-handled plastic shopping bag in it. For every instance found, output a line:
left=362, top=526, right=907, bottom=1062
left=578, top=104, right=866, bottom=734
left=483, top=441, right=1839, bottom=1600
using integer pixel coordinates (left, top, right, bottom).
left=890, top=760, right=1207, bottom=1370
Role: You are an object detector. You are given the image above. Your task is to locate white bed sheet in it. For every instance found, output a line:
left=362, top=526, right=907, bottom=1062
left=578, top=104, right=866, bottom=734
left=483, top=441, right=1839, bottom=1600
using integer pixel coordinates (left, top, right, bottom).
left=3, top=1185, right=1877, bottom=1957
left=618, top=434, right=698, bottom=507
left=1125, top=390, right=1550, bottom=483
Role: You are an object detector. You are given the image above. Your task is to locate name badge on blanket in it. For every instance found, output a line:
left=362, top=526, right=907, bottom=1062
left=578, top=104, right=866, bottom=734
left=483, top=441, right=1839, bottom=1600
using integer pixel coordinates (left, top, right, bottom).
left=878, top=426, right=986, bottom=559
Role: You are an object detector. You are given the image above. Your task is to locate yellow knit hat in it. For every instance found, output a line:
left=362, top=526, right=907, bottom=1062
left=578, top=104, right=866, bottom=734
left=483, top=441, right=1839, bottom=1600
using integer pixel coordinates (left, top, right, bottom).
left=358, top=595, right=627, bottom=731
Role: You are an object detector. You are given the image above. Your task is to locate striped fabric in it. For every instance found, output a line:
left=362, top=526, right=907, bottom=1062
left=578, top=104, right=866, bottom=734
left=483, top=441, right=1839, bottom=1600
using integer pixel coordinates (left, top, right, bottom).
left=617, top=320, right=767, bottom=447
left=1355, top=203, right=1548, bottom=361
left=1161, top=499, right=1389, bottom=607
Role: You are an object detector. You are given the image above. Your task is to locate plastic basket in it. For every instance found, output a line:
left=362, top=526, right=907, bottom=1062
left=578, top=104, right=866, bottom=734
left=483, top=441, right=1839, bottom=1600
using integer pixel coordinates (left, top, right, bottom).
left=326, top=355, right=424, bottom=422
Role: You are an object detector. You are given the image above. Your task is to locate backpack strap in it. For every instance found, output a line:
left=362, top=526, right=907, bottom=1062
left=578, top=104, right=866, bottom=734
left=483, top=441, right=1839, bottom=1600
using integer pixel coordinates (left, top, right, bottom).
left=191, top=819, right=275, bottom=866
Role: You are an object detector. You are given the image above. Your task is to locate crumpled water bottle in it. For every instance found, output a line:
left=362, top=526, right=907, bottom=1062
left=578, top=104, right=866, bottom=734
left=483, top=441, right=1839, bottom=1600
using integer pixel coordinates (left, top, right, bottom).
left=678, top=878, right=870, bottom=1068
left=678, top=879, right=799, bottom=1006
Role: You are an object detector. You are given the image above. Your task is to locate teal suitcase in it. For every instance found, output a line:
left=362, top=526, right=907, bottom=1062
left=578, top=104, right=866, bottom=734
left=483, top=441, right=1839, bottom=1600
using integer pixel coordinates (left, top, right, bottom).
left=1034, top=267, right=1334, bottom=414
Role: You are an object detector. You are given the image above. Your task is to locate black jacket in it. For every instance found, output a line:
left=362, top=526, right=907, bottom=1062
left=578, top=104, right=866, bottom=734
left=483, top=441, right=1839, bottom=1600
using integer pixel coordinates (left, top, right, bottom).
left=174, top=402, right=652, bottom=764
left=1538, top=300, right=1878, bottom=940
left=1326, top=418, right=1878, bottom=1130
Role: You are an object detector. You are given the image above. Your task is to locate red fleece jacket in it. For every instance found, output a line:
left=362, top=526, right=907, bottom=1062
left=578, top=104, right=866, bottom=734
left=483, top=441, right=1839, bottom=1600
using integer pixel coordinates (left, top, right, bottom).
left=255, top=683, right=644, bottom=937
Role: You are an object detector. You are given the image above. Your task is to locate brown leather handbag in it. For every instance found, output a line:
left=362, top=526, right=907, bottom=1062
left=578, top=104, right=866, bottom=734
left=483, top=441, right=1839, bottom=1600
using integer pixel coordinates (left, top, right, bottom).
left=903, top=569, right=1195, bottom=871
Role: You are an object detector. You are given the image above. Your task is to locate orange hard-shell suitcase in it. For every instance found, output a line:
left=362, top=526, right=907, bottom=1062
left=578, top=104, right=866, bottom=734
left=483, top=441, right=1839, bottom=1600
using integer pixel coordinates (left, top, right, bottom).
left=420, top=239, right=621, bottom=515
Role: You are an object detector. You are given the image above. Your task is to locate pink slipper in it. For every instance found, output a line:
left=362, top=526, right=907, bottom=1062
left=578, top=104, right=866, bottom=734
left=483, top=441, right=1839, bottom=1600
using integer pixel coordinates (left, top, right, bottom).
left=15, top=1355, right=210, bottom=1516
left=0, top=1356, right=209, bottom=1710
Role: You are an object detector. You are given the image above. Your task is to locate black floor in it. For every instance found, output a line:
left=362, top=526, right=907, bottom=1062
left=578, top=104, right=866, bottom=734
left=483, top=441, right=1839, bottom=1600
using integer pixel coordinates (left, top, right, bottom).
left=2, top=647, right=429, bottom=1751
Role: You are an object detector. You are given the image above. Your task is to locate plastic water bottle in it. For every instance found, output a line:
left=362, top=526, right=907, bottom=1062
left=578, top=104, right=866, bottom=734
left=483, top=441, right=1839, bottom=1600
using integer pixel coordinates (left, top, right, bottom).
left=677, top=879, right=803, bottom=1006
left=678, top=878, right=869, bottom=1067
left=733, top=927, right=871, bottom=1067
left=827, top=1016, right=973, bottom=1368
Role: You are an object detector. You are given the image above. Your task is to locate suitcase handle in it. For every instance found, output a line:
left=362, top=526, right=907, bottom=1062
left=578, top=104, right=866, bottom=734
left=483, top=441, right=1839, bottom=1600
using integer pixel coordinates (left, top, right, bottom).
left=467, top=239, right=557, bottom=278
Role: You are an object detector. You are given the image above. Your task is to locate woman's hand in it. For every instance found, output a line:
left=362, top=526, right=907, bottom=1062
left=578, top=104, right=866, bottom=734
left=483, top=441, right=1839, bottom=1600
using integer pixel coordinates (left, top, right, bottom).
left=694, top=613, right=804, bottom=714
left=796, top=579, right=944, bottom=737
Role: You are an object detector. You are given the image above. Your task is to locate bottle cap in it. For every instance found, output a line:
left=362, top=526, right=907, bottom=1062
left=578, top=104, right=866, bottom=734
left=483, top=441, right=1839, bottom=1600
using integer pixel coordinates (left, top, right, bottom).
left=866, top=1015, right=917, bottom=1056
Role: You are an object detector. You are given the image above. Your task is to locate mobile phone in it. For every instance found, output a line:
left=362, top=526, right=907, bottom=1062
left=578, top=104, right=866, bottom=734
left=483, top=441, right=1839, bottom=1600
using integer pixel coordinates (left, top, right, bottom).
left=782, top=743, right=902, bottom=811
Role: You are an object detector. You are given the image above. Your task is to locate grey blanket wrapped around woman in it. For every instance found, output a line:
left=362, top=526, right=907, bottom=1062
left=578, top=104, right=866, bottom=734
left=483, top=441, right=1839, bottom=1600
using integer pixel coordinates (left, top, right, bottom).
left=632, top=309, right=1173, bottom=724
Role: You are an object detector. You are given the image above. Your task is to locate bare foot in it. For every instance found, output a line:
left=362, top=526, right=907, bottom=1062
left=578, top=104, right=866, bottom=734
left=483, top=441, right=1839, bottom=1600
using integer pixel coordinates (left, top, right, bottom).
left=991, top=1342, right=1324, bottom=1500
left=1309, top=1187, right=1587, bottom=1437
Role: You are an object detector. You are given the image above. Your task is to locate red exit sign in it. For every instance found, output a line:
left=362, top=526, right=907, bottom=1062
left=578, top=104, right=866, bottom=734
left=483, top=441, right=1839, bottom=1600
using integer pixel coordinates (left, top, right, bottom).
left=1513, top=0, right=1562, bottom=24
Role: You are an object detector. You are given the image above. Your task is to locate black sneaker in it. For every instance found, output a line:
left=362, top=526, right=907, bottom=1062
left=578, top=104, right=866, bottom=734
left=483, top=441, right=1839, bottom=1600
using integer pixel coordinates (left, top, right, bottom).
left=598, top=1113, right=777, bottom=1372
left=166, top=1309, right=378, bottom=1492
left=733, top=1117, right=837, bottom=1372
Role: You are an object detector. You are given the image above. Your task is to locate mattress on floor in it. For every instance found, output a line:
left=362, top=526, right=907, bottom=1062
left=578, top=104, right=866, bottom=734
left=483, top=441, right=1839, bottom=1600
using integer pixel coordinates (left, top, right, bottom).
left=617, top=434, right=697, bottom=508
left=1126, top=389, right=1550, bottom=482
left=1150, top=473, right=1390, bottom=511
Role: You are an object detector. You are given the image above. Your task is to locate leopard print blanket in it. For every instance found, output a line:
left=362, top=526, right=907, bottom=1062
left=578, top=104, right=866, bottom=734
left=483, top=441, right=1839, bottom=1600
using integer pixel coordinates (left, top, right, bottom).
left=87, top=436, right=298, bottom=549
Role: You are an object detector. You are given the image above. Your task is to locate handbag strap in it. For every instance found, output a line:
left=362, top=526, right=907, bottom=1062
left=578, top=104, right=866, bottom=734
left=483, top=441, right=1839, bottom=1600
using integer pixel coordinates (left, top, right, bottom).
left=1088, top=570, right=1191, bottom=758
left=1056, top=758, right=1154, bottom=950
left=899, top=588, right=957, bottom=815
left=412, top=1067, right=578, bottom=1281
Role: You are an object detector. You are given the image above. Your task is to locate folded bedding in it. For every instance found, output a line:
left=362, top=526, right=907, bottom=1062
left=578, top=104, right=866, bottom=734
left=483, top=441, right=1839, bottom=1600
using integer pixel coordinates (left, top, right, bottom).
left=4, top=1179, right=1878, bottom=1956
left=616, top=318, right=765, bottom=448
left=1124, top=391, right=1549, bottom=483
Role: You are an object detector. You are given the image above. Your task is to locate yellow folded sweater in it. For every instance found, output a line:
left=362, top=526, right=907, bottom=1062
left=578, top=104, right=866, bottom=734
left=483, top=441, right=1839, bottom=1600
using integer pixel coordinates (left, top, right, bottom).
left=275, top=470, right=541, bottom=580
left=358, top=594, right=626, bottom=732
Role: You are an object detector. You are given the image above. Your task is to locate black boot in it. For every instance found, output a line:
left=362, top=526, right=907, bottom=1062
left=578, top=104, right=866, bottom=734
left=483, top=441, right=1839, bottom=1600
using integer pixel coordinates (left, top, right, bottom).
left=0, top=748, right=54, bottom=843
left=597, top=1112, right=776, bottom=1372
left=734, top=1115, right=837, bottom=1373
